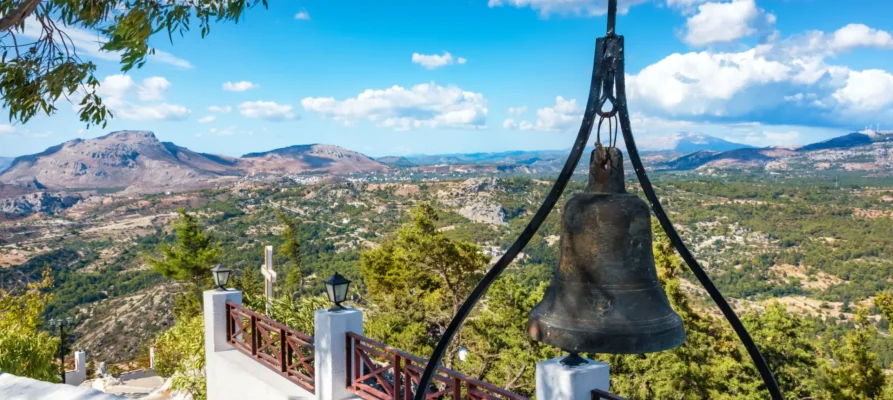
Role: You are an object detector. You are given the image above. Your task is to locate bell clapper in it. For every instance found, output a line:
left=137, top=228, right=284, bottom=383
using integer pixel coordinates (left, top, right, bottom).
left=559, top=352, right=589, bottom=367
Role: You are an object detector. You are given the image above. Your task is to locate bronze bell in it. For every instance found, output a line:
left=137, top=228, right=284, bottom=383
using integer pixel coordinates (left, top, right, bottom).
left=527, top=144, right=686, bottom=356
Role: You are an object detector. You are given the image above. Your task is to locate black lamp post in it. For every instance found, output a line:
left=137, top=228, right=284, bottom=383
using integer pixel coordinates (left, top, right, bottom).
left=211, top=264, right=231, bottom=291
left=324, top=272, right=351, bottom=311
left=50, top=317, right=73, bottom=383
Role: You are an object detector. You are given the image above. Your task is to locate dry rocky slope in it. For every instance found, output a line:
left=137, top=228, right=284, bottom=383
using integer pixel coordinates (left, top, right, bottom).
left=0, top=131, right=388, bottom=195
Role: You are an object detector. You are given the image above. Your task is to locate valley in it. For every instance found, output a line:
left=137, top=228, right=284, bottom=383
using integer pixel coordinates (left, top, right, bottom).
left=2, top=128, right=893, bottom=369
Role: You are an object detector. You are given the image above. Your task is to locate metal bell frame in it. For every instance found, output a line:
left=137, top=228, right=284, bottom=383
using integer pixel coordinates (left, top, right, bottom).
left=413, top=0, right=784, bottom=399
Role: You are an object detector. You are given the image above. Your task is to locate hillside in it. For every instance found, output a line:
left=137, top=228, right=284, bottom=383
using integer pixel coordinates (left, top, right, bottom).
left=0, top=131, right=236, bottom=193
left=660, top=131, right=893, bottom=172
left=639, top=132, right=753, bottom=153
left=0, top=157, right=12, bottom=173
left=241, top=144, right=388, bottom=175
left=0, top=133, right=388, bottom=194
left=376, top=156, right=416, bottom=167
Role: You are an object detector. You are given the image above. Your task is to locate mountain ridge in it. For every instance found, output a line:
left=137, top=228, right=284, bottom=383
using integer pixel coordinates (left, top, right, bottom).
left=0, top=131, right=387, bottom=194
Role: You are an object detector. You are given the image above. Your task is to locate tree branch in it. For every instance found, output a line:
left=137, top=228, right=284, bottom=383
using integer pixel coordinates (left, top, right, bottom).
left=0, top=0, right=42, bottom=32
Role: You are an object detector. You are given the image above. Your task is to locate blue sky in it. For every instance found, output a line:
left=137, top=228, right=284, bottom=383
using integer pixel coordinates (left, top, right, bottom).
left=2, top=0, right=893, bottom=158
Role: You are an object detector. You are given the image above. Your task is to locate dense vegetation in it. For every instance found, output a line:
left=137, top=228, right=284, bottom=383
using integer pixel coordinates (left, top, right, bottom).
left=3, top=169, right=893, bottom=397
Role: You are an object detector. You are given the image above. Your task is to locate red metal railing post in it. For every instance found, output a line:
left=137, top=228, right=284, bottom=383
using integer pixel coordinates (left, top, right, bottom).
left=280, top=328, right=288, bottom=373
left=393, top=353, right=402, bottom=400
left=250, top=315, right=258, bottom=356
left=453, top=376, right=461, bottom=400
left=353, top=335, right=360, bottom=392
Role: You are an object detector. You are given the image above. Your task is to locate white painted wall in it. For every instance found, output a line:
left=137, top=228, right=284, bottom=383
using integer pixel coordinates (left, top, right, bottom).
left=203, top=289, right=314, bottom=400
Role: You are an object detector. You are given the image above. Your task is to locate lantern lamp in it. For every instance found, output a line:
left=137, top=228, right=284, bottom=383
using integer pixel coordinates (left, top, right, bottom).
left=324, top=272, right=351, bottom=311
left=211, top=264, right=231, bottom=290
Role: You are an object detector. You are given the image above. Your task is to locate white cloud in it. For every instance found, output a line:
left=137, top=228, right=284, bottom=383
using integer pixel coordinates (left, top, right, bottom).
left=17, top=17, right=192, bottom=68
left=301, top=82, right=487, bottom=130
left=626, top=22, right=893, bottom=126
left=505, top=97, right=581, bottom=131
left=95, top=75, right=190, bottom=121
left=0, top=124, right=16, bottom=135
left=832, top=69, right=893, bottom=112
left=239, top=101, right=296, bottom=121
left=487, top=0, right=649, bottom=17
left=138, top=77, right=171, bottom=101
left=507, top=106, right=527, bottom=116
left=208, top=105, right=232, bottom=113
left=682, top=0, right=775, bottom=47
left=295, top=10, right=310, bottom=20
left=411, top=52, right=467, bottom=69
left=209, top=126, right=238, bottom=136
left=198, top=116, right=217, bottom=123
left=223, top=81, right=259, bottom=92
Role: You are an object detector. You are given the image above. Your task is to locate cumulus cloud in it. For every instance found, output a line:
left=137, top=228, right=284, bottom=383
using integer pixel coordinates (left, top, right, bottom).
left=239, top=101, right=296, bottom=121
left=294, top=10, right=310, bottom=20
left=207, top=105, right=232, bottom=113
left=223, top=81, right=259, bottom=92
left=412, top=52, right=467, bottom=69
left=487, top=0, right=648, bottom=17
left=198, top=116, right=216, bottom=123
left=138, top=77, right=171, bottom=101
left=507, top=106, right=527, bottom=116
left=626, top=22, right=893, bottom=126
left=682, top=0, right=775, bottom=47
left=504, top=97, right=581, bottom=131
left=95, top=75, right=190, bottom=121
left=301, top=82, right=487, bottom=130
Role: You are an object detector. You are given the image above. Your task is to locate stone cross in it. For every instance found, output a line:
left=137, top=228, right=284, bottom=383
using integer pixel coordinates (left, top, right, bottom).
left=261, top=245, right=277, bottom=315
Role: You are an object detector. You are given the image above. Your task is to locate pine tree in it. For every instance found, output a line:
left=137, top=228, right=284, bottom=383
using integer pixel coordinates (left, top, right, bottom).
left=276, top=210, right=310, bottom=299
left=819, top=307, right=886, bottom=400
left=145, top=208, right=220, bottom=313
left=361, top=203, right=488, bottom=367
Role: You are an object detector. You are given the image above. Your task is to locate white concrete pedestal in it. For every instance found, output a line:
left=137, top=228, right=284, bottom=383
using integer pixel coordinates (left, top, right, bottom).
left=203, top=289, right=242, bottom=355
left=314, top=308, right=363, bottom=400
left=536, top=356, right=610, bottom=400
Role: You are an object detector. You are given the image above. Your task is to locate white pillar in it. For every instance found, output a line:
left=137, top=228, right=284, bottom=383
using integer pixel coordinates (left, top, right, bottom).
left=314, top=308, right=363, bottom=400
left=204, top=289, right=243, bottom=356
left=74, top=351, right=86, bottom=373
left=149, top=347, right=155, bottom=370
left=536, top=356, right=610, bottom=400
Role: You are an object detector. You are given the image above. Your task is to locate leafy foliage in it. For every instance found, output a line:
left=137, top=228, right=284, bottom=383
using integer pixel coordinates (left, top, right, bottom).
left=154, top=314, right=206, bottom=400
left=362, top=203, right=488, bottom=367
left=276, top=210, right=311, bottom=299
left=0, top=270, right=60, bottom=381
left=0, top=0, right=267, bottom=125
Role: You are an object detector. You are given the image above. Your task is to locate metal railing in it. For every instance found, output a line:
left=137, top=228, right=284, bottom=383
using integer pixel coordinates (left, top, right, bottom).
left=346, top=332, right=527, bottom=400
left=226, top=301, right=315, bottom=393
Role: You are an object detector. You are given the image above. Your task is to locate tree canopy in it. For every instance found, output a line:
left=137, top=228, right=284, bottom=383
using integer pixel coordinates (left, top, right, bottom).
left=0, top=0, right=266, bottom=126
left=0, top=270, right=60, bottom=381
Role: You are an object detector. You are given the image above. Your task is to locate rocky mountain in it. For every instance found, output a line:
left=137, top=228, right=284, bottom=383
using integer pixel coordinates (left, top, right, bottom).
left=640, top=132, right=753, bottom=153
left=0, top=133, right=388, bottom=194
left=0, top=157, right=12, bottom=173
left=0, top=131, right=237, bottom=193
left=798, top=130, right=893, bottom=152
left=241, top=144, right=388, bottom=175
left=0, top=192, right=81, bottom=219
left=376, top=156, right=416, bottom=167
left=660, top=130, right=893, bottom=172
